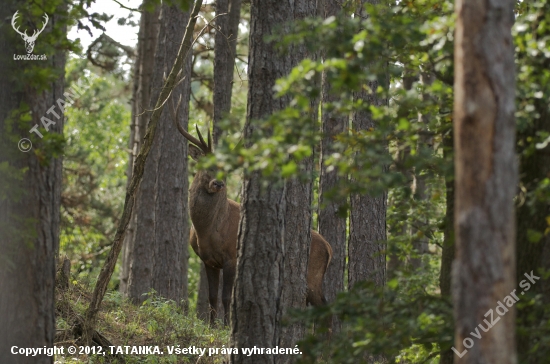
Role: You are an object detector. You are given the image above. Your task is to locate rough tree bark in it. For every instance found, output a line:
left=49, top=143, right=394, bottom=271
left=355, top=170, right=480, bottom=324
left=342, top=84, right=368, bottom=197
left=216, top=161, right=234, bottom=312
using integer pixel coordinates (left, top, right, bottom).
left=276, top=1, right=320, bottom=358
left=213, top=0, right=242, bottom=145
left=452, top=0, right=517, bottom=362
left=0, top=2, right=66, bottom=362
left=318, top=0, right=347, bottom=334
left=127, top=3, right=192, bottom=305
left=515, top=53, right=550, bottom=364
left=196, top=0, right=241, bottom=321
left=229, top=0, right=295, bottom=362
left=120, top=4, right=160, bottom=295
left=348, top=0, right=387, bottom=289
left=151, top=3, right=192, bottom=306
left=438, top=129, right=454, bottom=364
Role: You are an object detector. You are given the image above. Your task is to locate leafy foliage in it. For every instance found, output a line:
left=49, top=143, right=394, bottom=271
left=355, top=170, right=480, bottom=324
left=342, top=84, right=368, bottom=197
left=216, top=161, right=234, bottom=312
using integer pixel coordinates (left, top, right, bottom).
left=61, top=57, right=131, bottom=281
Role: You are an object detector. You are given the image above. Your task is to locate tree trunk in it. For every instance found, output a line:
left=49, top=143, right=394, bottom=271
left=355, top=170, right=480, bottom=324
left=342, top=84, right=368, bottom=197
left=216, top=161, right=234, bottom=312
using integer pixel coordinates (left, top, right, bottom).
left=515, top=62, right=550, bottom=363
left=452, top=0, right=517, bottom=362
left=151, top=4, right=192, bottom=306
left=348, top=0, right=387, bottom=290
left=229, top=0, right=294, bottom=361
left=276, top=1, right=320, bottom=357
left=318, top=0, right=347, bottom=334
left=387, top=74, right=416, bottom=278
left=438, top=129, right=454, bottom=364
left=120, top=4, right=160, bottom=295
left=127, top=3, right=192, bottom=305
left=213, top=0, right=242, bottom=145
left=0, top=2, right=66, bottom=362
left=196, top=0, right=242, bottom=321
left=410, top=72, right=434, bottom=271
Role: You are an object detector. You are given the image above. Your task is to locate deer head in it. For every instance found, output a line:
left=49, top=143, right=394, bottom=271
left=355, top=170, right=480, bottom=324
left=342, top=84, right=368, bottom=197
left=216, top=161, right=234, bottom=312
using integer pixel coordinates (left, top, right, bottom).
left=12, top=11, right=49, bottom=54
left=186, top=129, right=226, bottom=195
left=171, top=99, right=226, bottom=195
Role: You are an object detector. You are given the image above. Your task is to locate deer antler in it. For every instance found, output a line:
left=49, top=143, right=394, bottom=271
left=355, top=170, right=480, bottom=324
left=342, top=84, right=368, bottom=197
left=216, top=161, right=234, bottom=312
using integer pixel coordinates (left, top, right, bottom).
left=171, top=95, right=212, bottom=154
left=11, top=11, right=28, bottom=38
left=31, top=13, right=49, bottom=39
left=11, top=11, right=48, bottom=40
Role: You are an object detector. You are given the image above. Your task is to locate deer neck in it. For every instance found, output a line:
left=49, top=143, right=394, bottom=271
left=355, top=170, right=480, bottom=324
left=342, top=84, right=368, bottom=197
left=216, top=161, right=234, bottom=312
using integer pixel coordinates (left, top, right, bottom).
left=189, top=181, right=229, bottom=235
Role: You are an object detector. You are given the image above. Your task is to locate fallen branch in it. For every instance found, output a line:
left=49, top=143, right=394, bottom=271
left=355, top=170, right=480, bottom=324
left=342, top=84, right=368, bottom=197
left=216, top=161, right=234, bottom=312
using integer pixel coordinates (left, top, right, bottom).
left=80, top=0, right=204, bottom=345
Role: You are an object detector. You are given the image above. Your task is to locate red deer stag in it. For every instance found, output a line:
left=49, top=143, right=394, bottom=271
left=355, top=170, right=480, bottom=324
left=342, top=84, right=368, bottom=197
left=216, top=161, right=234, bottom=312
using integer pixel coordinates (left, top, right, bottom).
left=174, top=121, right=332, bottom=325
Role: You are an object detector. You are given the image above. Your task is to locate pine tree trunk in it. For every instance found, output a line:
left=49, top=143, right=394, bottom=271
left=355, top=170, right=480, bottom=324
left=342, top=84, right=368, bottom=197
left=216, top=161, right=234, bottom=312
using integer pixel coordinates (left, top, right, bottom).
left=229, top=0, right=293, bottom=361
left=128, top=3, right=192, bottom=305
left=438, top=130, right=454, bottom=364
left=410, top=72, right=434, bottom=271
left=515, top=60, right=550, bottom=363
left=196, top=0, right=241, bottom=321
left=213, top=0, right=242, bottom=145
left=0, top=2, right=66, bottom=362
left=318, top=0, right=347, bottom=334
left=276, top=1, right=319, bottom=357
left=348, top=0, right=387, bottom=290
left=387, top=74, right=416, bottom=278
left=452, top=0, right=517, bottom=362
left=121, top=5, right=160, bottom=295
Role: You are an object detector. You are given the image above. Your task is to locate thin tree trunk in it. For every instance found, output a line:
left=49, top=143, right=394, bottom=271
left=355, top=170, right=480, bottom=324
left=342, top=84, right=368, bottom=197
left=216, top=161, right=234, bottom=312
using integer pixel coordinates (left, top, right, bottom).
left=452, top=0, right=517, bottom=362
left=229, top=0, right=293, bottom=361
left=213, top=0, right=242, bottom=145
left=438, top=129, right=454, bottom=364
left=196, top=0, right=242, bottom=321
left=0, top=2, right=66, bottom=362
left=348, top=0, right=387, bottom=290
left=515, top=67, right=550, bottom=363
left=410, top=72, right=434, bottom=271
left=318, top=0, right=347, bottom=334
left=387, top=74, right=416, bottom=278
left=120, top=4, right=160, bottom=295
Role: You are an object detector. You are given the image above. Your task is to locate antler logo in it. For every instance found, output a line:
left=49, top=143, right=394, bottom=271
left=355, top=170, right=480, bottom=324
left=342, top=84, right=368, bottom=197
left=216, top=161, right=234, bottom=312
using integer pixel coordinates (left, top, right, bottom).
left=11, top=11, right=49, bottom=54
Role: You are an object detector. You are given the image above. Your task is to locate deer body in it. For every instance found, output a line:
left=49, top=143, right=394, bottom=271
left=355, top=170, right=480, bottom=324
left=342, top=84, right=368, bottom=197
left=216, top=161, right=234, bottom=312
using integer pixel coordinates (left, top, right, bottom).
left=174, top=121, right=332, bottom=325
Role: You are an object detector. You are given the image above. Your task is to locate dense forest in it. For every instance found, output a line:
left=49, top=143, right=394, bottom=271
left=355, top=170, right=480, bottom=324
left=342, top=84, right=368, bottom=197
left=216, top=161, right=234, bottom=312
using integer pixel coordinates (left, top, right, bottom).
left=0, top=0, right=549, bottom=363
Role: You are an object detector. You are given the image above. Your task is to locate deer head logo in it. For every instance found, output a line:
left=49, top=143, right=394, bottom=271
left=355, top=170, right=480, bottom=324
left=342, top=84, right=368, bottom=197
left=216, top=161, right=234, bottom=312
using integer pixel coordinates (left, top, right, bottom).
left=11, top=11, right=49, bottom=54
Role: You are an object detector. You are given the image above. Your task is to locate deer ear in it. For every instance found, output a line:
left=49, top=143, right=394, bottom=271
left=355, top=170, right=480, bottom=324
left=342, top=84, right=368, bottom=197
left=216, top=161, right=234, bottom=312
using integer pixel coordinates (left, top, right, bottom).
left=188, top=144, right=204, bottom=161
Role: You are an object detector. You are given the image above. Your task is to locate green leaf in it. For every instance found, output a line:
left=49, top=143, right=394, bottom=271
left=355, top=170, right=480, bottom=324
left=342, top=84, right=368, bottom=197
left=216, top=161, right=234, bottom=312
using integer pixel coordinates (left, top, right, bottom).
left=282, top=160, right=298, bottom=177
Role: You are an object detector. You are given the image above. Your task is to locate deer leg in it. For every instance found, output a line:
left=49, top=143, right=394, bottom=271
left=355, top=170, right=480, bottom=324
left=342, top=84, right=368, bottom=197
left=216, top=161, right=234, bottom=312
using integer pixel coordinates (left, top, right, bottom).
left=204, top=265, right=220, bottom=325
left=221, top=262, right=236, bottom=326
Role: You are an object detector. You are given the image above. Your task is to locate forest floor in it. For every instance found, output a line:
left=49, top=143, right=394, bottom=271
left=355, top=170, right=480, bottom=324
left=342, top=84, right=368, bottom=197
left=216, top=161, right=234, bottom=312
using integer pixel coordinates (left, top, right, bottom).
left=53, top=276, right=229, bottom=364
